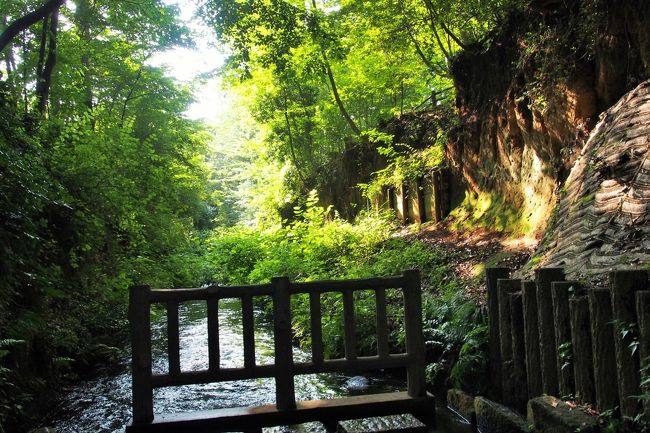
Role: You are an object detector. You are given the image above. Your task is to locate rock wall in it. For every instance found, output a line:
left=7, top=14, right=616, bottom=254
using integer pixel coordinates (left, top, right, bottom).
left=531, top=80, right=650, bottom=281
left=448, top=0, right=650, bottom=237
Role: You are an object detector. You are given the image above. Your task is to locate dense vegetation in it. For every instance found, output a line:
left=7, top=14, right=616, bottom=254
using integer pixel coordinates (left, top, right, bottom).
left=2, top=0, right=647, bottom=432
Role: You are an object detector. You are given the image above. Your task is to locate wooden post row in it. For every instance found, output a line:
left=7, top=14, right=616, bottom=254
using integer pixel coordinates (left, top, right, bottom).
left=535, top=268, right=565, bottom=396
left=610, top=270, right=647, bottom=417
left=522, top=280, right=543, bottom=399
left=129, top=285, right=154, bottom=423
left=486, top=268, right=510, bottom=402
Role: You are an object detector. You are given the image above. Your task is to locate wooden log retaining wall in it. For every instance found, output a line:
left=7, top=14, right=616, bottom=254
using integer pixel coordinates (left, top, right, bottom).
left=487, top=268, right=650, bottom=416
left=378, top=169, right=449, bottom=224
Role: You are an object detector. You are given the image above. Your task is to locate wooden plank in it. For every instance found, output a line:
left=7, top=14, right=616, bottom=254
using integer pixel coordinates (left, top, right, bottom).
left=151, top=365, right=277, bottom=388
left=522, top=280, right=543, bottom=399
left=290, top=275, right=405, bottom=294
left=242, top=295, right=256, bottom=370
left=207, top=298, right=220, bottom=371
left=589, top=287, right=619, bottom=412
left=637, top=290, right=650, bottom=417
left=167, top=300, right=181, bottom=376
left=403, top=270, right=425, bottom=398
left=150, top=284, right=273, bottom=302
left=551, top=281, right=575, bottom=397
left=509, top=292, right=527, bottom=414
left=535, top=267, right=565, bottom=396
left=129, top=285, right=154, bottom=423
left=125, top=391, right=436, bottom=433
left=375, top=288, right=389, bottom=358
left=343, top=289, right=358, bottom=360
left=569, top=295, right=595, bottom=404
left=272, top=277, right=296, bottom=410
left=610, top=270, right=646, bottom=417
left=309, top=292, right=324, bottom=364
left=293, top=354, right=410, bottom=375
left=497, top=278, right=520, bottom=407
left=486, top=267, right=510, bottom=401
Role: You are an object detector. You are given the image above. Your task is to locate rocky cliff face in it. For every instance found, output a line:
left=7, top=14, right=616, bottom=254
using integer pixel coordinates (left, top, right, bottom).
left=448, top=0, right=650, bottom=237
left=531, top=80, right=650, bottom=281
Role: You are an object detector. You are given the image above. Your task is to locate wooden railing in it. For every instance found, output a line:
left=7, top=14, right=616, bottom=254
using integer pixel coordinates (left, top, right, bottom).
left=126, top=270, right=432, bottom=432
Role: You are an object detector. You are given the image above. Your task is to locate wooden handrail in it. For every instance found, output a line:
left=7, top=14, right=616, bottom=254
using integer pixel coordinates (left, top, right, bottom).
left=128, top=270, right=426, bottom=426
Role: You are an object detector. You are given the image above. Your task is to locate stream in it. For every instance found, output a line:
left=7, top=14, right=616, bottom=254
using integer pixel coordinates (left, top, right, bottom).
left=48, top=300, right=470, bottom=433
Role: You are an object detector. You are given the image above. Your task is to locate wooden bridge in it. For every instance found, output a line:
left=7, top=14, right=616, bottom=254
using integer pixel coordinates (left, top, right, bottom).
left=125, top=270, right=435, bottom=433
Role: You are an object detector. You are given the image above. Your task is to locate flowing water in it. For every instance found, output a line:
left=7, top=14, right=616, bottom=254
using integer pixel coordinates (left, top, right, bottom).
left=48, top=300, right=469, bottom=433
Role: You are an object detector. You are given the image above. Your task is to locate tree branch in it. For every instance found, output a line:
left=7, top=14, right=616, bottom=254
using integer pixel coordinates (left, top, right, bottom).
left=0, top=0, right=66, bottom=53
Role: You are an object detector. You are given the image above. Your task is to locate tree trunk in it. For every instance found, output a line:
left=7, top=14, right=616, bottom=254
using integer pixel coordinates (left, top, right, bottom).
left=36, top=10, right=58, bottom=114
left=0, top=0, right=66, bottom=52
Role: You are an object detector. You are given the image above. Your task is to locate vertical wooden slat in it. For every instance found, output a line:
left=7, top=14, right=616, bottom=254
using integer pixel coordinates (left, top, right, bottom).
left=522, top=280, right=543, bottom=399
left=242, top=294, right=256, bottom=370
left=207, top=297, right=220, bottom=371
left=486, top=267, right=510, bottom=401
left=272, top=277, right=296, bottom=410
left=509, top=292, right=527, bottom=414
left=375, top=288, right=389, bottom=358
left=343, top=289, right=357, bottom=360
left=551, top=281, right=575, bottom=397
left=589, top=287, right=619, bottom=412
left=129, top=285, right=154, bottom=423
left=403, top=270, right=426, bottom=398
left=610, top=270, right=646, bottom=417
left=498, top=278, right=521, bottom=407
left=167, top=300, right=180, bottom=376
left=570, top=295, right=595, bottom=404
left=535, top=267, right=565, bottom=396
left=309, top=292, right=324, bottom=364
left=637, top=290, right=650, bottom=417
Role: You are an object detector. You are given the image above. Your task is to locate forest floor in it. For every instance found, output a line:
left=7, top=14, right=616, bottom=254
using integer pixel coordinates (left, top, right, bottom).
left=405, top=218, right=538, bottom=304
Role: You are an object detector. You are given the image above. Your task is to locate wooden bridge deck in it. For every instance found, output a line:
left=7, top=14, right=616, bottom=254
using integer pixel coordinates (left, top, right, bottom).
left=125, top=270, right=433, bottom=433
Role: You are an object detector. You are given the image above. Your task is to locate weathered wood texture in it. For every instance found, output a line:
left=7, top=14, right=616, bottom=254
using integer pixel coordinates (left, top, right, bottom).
left=610, top=270, right=646, bottom=417
left=569, top=295, right=595, bottom=405
left=588, top=288, right=619, bottom=412
left=129, top=285, right=154, bottom=423
left=551, top=281, right=575, bottom=397
left=486, top=267, right=510, bottom=401
left=272, top=276, right=296, bottom=410
left=637, top=290, right=650, bottom=417
left=125, top=391, right=436, bottom=433
left=535, top=268, right=565, bottom=396
left=522, top=280, right=543, bottom=399
left=508, top=292, right=527, bottom=414
left=128, top=271, right=430, bottom=431
left=497, top=278, right=521, bottom=407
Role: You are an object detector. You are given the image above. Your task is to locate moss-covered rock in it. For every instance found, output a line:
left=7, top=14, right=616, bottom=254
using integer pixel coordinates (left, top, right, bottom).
left=474, top=396, right=529, bottom=433
left=527, top=395, right=599, bottom=433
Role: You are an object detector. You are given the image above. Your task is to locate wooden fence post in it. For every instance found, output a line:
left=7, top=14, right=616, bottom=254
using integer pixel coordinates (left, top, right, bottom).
left=509, top=292, right=527, bottom=414
left=636, top=290, right=650, bottom=417
left=129, top=285, right=154, bottom=423
left=522, top=280, right=543, bottom=399
left=272, top=277, right=296, bottom=410
left=486, top=268, right=510, bottom=401
left=535, top=267, right=565, bottom=396
left=551, top=281, right=575, bottom=397
left=569, top=295, right=595, bottom=404
left=589, top=288, right=619, bottom=412
left=610, top=270, right=646, bottom=417
left=498, top=278, right=521, bottom=407
left=403, top=269, right=426, bottom=398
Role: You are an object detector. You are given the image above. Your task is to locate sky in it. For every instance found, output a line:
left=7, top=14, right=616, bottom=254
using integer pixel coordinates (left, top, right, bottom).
left=148, top=0, right=232, bottom=124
